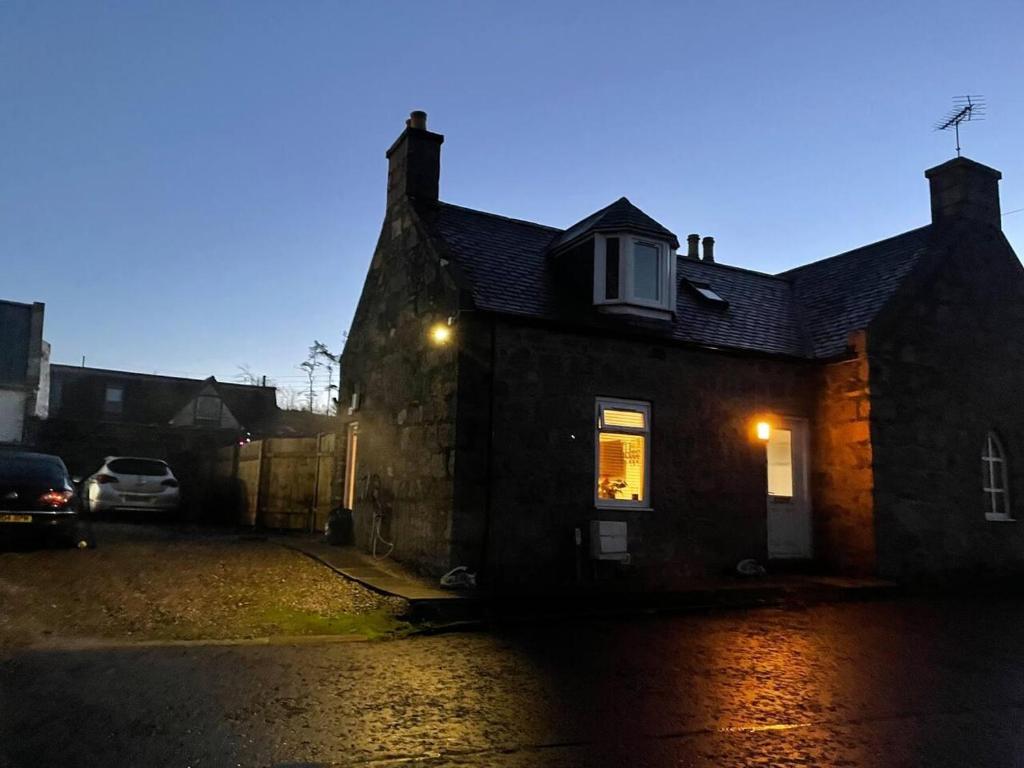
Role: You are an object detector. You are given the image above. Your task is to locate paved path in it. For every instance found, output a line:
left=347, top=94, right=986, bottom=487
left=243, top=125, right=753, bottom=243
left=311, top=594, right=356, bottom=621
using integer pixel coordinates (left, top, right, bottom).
left=5, top=598, right=1024, bottom=766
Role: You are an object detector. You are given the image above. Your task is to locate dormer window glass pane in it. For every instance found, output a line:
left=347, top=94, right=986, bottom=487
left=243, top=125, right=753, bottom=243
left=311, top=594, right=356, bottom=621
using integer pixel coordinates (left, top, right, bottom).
left=633, top=241, right=660, bottom=300
left=604, top=237, right=620, bottom=300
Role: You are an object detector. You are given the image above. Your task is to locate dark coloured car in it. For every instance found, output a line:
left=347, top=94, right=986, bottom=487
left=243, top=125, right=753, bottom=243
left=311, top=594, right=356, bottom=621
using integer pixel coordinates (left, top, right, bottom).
left=0, top=451, right=84, bottom=545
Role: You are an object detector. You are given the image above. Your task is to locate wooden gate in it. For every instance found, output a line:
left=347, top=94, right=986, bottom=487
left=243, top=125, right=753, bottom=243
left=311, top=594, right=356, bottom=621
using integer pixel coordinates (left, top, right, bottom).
left=215, top=433, right=336, bottom=530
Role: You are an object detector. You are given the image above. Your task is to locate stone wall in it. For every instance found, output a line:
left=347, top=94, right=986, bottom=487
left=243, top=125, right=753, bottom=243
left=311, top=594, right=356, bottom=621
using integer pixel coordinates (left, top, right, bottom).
left=338, top=201, right=461, bottom=575
left=870, top=224, right=1024, bottom=580
left=812, top=331, right=876, bottom=574
left=463, top=317, right=816, bottom=589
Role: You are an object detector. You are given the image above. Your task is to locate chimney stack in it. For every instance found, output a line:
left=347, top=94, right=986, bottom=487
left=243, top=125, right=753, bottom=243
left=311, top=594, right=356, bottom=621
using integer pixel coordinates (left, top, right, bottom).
left=386, top=110, right=444, bottom=208
left=924, top=156, right=1002, bottom=230
left=686, top=234, right=700, bottom=260
left=702, top=236, right=715, bottom=263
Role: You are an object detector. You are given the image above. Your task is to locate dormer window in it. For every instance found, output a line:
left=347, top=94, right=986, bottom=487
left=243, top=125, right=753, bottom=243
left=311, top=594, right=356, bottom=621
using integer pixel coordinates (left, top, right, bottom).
left=594, top=233, right=675, bottom=316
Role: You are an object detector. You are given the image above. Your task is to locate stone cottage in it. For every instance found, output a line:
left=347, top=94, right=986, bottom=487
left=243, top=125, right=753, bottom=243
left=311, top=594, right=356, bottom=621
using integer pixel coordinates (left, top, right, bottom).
left=339, top=111, right=1024, bottom=588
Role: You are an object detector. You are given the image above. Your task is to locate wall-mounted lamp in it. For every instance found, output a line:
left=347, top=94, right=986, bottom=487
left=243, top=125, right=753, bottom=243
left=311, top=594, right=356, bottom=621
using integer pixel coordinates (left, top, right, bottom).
left=429, top=322, right=452, bottom=345
left=755, top=421, right=772, bottom=442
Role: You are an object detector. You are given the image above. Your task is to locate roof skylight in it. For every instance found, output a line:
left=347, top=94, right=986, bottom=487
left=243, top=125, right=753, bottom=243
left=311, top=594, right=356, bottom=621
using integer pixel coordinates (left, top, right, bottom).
left=684, top=279, right=728, bottom=306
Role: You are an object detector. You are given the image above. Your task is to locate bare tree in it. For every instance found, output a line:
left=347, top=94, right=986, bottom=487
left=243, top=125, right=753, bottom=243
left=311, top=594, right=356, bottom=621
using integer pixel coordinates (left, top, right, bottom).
left=276, top=385, right=301, bottom=411
left=235, top=365, right=261, bottom=386
left=311, top=340, right=340, bottom=415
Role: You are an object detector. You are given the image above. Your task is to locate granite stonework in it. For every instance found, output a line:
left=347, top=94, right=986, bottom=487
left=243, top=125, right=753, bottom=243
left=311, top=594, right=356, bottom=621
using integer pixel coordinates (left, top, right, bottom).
left=338, top=115, right=1024, bottom=588
left=869, top=223, right=1024, bottom=581
left=812, top=331, right=876, bottom=575
left=469, top=317, right=815, bottom=589
left=338, top=122, right=464, bottom=575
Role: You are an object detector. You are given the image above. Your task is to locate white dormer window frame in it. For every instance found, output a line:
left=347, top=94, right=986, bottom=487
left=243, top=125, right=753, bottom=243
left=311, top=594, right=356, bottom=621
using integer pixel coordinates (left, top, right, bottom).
left=593, top=233, right=676, bottom=317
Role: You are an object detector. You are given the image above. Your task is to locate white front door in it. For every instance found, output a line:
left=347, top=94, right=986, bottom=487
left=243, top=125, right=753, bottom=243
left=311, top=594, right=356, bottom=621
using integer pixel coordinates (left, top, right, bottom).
left=766, top=418, right=812, bottom=559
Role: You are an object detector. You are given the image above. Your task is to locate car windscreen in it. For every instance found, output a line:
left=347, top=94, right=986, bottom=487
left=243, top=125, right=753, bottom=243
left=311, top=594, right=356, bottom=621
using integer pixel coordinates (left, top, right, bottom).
left=108, top=459, right=169, bottom=476
left=0, top=456, right=68, bottom=485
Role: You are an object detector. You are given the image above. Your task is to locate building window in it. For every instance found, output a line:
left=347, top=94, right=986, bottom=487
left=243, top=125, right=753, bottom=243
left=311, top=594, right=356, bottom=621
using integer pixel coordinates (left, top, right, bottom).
left=194, top=395, right=223, bottom=426
left=604, top=237, right=620, bottom=300
left=103, top=384, right=124, bottom=417
left=594, top=234, right=675, bottom=314
left=767, top=428, right=794, bottom=498
left=595, top=398, right=650, bottom=508
left=983, top=431, right=1012, bottom=521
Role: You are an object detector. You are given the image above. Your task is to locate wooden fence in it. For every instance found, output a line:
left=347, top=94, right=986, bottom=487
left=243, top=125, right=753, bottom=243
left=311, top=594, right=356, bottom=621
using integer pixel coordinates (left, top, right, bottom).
left=215, top=433, right=336, bottom=531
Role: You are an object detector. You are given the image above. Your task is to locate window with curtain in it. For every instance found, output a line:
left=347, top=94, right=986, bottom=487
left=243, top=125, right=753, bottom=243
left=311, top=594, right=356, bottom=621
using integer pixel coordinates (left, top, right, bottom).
left=982, top=431, right=1012, bottom=521
left=596, top=398, right=650, bottom=507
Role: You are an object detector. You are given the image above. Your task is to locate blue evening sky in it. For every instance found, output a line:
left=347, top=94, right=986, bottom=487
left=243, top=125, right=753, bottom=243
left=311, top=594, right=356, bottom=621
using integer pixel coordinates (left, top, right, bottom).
left=3, top=1, right=1022, bottom=404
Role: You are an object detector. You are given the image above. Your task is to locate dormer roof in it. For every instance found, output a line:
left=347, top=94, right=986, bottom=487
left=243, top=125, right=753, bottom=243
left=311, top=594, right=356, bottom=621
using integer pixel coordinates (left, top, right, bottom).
left=548, top=197, right=679, bottom=253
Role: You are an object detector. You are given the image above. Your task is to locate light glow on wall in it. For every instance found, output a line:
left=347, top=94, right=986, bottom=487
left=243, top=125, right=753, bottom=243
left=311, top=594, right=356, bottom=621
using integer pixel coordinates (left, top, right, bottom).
left=429, top=323, right=452, bottom=345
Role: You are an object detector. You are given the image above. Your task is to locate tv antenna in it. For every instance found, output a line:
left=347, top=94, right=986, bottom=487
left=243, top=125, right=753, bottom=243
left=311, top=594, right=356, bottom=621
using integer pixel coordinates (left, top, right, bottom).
left=934, top=95, right=985, bottom=157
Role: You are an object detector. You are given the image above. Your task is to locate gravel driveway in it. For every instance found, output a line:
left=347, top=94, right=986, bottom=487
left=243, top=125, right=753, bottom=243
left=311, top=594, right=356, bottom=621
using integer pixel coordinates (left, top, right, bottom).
left=0, top=523, right=407, bottom=648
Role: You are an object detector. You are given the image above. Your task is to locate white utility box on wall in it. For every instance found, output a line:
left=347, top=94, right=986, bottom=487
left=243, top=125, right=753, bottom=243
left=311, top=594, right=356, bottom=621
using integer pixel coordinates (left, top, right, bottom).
left=589, top=520, right=629, bottom=562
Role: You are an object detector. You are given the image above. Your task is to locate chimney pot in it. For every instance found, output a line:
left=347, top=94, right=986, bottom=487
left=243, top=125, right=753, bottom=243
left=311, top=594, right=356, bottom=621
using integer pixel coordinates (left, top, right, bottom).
left=686, top=234, right=700, bottom=260
left=702, top=236, right=715, bottom=263
left=408, top=110, right=428, bottom=130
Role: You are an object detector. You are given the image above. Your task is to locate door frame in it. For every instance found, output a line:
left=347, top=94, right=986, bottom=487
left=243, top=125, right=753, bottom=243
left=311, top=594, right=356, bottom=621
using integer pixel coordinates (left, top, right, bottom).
left=765, top=416, right=812, bottom=559
left=343, top=421, right=359, bottom=510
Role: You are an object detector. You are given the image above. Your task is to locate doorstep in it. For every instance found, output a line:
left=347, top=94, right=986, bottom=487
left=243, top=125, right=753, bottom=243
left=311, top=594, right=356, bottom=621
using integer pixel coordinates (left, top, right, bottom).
left=273, top=537, right=480, bottom=620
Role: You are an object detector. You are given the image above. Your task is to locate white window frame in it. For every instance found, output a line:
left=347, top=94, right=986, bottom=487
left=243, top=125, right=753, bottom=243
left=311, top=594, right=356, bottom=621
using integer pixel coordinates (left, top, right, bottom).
left=593, top=233, right=676, bottom=314
left=983, top=431, right=1013, bottom=521
left=594, top=397, right=651, bottom=510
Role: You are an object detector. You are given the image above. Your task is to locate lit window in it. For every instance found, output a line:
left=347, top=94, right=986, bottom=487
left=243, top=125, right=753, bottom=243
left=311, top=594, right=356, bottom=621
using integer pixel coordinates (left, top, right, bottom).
left=767, top=428, right=794, bottom=498
left=594, top=234, right=674, bottom=314
left=982, top=431, right=1012, bottom=521
left=596, top=398, right=650, bottom=508
left=104, top=384, right=124, bottom=416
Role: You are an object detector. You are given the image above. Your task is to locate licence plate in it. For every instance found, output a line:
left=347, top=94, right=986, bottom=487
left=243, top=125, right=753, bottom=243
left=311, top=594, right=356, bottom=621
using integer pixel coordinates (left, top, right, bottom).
left=0, top=514, right=32, bottom=523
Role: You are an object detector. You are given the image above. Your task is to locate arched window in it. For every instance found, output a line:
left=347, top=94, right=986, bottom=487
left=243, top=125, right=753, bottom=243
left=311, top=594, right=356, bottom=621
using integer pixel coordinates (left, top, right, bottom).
left=982, top=432, right=1012, bottom=521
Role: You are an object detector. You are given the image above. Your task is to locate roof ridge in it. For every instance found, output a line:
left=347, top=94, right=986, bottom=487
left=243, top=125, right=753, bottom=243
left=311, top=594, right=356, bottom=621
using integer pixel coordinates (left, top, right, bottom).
left=778, top=224, right=932, bottom=277
left=678, top=256, right=791, bottom=282
left=437, top=201, right=563, bottom=233
left=49, top=363, right=274, bottom=390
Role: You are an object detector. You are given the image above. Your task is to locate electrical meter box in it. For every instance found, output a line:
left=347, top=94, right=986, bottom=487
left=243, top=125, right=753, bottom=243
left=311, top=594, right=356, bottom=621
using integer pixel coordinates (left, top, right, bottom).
left=589, top=520, right=629, bottom=561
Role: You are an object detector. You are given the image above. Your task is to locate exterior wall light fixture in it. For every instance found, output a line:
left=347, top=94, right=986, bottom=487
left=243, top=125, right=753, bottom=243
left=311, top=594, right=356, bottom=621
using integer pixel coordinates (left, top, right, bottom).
left=755, top=420, right=772, bottom=442
left=430, top=322, right=452, bottom=345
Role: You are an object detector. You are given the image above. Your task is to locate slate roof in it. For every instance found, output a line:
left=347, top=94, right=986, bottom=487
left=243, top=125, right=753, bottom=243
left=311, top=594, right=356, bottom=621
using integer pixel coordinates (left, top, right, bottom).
left=426, top=201, right=933, bottom=360
left=550, top=197, right=680, bottom=251
left=779, top=226, right=932, bottom=358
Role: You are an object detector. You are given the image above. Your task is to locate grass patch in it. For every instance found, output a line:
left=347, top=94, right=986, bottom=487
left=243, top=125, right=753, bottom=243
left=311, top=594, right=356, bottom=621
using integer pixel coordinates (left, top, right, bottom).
left=259, top=606, right=413, bottom=639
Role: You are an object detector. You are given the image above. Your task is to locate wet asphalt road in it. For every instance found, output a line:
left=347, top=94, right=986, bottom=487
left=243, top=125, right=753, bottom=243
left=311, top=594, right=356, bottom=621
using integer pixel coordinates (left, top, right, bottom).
left=4, top=599, right=1024, bottom=767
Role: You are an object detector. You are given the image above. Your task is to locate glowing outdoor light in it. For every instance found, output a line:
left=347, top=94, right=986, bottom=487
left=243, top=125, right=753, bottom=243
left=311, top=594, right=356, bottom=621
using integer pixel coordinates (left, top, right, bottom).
left=430, top=323, right=452, bottom=345
left=755, top=421, right=772, bottom=441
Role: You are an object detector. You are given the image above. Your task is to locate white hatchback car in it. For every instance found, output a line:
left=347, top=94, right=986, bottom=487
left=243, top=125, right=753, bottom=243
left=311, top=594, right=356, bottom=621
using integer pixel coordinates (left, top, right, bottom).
left=85, top=457, right=180, bottom=514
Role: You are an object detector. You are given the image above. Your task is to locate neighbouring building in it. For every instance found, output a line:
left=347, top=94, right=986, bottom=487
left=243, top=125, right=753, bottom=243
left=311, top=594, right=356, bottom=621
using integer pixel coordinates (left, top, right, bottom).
left=339, top=111, right=1024, bottom=588
left=37, top=366, right=282, bottom=508
left=0, top=299, right=48, bottom=445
